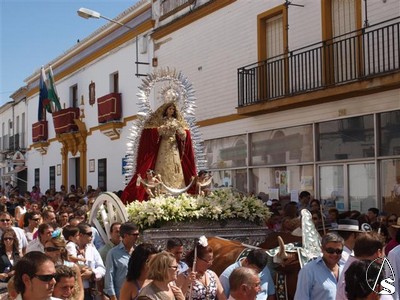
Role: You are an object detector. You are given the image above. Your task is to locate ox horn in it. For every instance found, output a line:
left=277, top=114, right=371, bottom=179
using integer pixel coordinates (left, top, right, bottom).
left=277, top=235, right=289, bottom=261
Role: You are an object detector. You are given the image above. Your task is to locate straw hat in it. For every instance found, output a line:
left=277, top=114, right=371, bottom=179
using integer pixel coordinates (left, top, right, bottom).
left=330, top=219, right=371, bottom=233
left=391, top=217, right=400, bottom=229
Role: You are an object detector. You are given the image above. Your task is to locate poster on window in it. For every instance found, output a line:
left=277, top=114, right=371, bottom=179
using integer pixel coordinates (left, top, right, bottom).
left=279, top=171, right=288, bottom=195
left=301, top=176, right=313, bottom=191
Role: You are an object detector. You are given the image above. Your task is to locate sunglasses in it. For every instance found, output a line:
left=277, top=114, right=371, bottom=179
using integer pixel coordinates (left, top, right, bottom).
left=388, top=219, right=397, bottom=223
left=81, top=232, right=92, bottom=237
left=127, top=233, right=140, bottom=236
left=44, top=246, right=61, bottom=252
left=324, top=248, right=343, bottom=255
left=199, top=257, right=214, bottom=264
left=3, top=237, right=13, bottom=241
left=34, top=273, right=56, bottom=282
left=0, top=219, right=11, bottom=222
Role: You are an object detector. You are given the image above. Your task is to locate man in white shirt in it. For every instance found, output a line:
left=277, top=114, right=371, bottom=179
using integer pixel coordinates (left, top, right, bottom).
left=331, top=219, right=365, bottom=265
left=336, top=231, right=385, bottom=300
left=0, top=211, right=28, bottom=254
left=77, top=222, right=106, bottom=300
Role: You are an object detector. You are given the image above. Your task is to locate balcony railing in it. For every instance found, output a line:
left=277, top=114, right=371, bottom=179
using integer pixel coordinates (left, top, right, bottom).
left=161, top=0, right=192, bottom=16
left=238, top=17, right=400, bottom=107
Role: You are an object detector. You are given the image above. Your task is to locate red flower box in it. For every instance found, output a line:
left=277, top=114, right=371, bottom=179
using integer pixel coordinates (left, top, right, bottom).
left=52, top=108, right=80, bottom=134
left=97, top=93, right=122, bottom=123
left=32, top=120, right=48, bottom=142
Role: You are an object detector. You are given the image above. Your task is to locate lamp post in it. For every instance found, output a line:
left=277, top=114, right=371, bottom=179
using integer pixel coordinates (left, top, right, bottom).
left=77, top=7, right=149, bottom=77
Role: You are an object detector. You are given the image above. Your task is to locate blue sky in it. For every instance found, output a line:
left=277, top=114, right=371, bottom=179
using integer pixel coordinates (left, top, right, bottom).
left=0, top=0, right=138, bottom=106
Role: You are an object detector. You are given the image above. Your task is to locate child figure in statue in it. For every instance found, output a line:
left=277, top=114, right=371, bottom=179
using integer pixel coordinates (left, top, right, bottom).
left=195, top=170, right=213, bottom=196
left=137, top=169, right=162, bottom=198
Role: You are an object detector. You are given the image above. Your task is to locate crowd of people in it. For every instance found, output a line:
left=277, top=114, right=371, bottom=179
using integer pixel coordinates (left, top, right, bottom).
left=0, top=184, right=399, bottom=300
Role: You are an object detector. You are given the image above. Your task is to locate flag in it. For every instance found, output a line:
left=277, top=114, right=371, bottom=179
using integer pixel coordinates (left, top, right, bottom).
left=38, top=67, right=49, bottom=121
left=47, top=66, right=62, bottom=112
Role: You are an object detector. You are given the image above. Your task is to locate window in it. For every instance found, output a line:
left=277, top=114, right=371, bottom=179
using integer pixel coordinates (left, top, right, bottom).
left=111, top=72, right=119, bottom=93
left=257, top=5, right=288, bottom=100
left=21, top=113, right=25, bottom=148
left=251, top=125, right=313, bottom=165
left=34, top=168, right=40, bottom=189
left=251, top=165, right=314, bottom=201
left=49, top=166, right=56, bottom=191
left=70, top=85, right=78, bottom=108
left=317, top=115, right=374, bottom=161
left=98, top=159, right=107, bottom=191
left=378, top=110, right=400, bottom=156
left=205, top=135, right=247, bottom=169
left=381, top=159, right=400, bottom=214
left=321, top=0, right=362, bottom=84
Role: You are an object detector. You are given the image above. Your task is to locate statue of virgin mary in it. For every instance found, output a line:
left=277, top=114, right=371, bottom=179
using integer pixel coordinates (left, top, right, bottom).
left=121, top=70, right=204, bottom=202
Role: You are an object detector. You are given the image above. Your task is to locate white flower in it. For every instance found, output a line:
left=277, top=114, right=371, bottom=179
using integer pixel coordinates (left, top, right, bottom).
left=198, top=235, right=208, bottom=247
left=125, top=189, right=271, bottom=230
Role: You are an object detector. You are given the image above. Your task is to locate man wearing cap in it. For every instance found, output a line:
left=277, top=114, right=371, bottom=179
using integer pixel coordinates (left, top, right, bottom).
left=332, top=219, right=366, bottom=265
left=387, top=218, right=400, bottom=300
left=335, top=231, right=384, bottom=300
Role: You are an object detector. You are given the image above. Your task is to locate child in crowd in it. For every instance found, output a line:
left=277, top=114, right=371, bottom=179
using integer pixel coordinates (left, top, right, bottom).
left=62, top=225, right=86, bottom=265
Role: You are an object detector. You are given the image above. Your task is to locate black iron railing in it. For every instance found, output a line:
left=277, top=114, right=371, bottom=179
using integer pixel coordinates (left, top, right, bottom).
left=238, top=17, right=400, bottom=107
left=161, top=0, right=192, bottom=16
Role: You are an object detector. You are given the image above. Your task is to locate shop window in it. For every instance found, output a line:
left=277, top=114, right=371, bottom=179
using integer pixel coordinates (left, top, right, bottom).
left=379, top=110, right=400, bottom=156
left=251, top=124, right=313, bottom=165
left=205, top=135, right=247, bottom=169
left=317, top=115, right=374, bottom=161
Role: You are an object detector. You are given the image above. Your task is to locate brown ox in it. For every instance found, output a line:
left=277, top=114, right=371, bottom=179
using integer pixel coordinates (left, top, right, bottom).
left=208, top=232, right=302, bottom=300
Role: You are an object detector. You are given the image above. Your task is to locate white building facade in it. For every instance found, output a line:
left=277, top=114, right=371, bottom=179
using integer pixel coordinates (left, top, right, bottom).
left=1, top=0, right=399, bottom=215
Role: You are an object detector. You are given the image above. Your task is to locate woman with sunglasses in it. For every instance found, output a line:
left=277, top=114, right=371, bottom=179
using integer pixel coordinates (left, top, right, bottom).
left=0, top=228, right=20, bottom=289
left=44, top=236, right=84, bottom=300
left=120, top=243, right=159, bottom=300
left=183, top=238, right=226, bottom=300
left=136, top=251, right=185, bottom=300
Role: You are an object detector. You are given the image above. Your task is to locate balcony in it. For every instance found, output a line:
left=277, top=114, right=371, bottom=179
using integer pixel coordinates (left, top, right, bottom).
left=32, top=121, right=48, bottom=142
left=237, top=17, right=400, bottom=113
left=97, top=92, right=122, bottom=123
left=52, top=107, right=80, bottom=135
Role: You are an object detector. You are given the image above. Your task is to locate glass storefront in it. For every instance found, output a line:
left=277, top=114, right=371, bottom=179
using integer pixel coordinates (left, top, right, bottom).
left=204, top=109, right=400, bottom=215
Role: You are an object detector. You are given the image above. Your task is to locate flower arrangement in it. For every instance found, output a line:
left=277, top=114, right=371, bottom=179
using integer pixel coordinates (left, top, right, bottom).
left=126, top=188, right=271, bottom=230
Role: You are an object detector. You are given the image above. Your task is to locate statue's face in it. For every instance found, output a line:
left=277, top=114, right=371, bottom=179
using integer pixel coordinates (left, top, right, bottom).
left=166, top=105, right=175, bottom=117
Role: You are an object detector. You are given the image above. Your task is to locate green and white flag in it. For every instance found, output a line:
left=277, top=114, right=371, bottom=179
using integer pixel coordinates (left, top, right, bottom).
left=47, top=66, right=62, bottom=112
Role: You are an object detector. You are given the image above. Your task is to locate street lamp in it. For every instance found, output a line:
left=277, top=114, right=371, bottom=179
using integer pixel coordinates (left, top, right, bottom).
left=77, top=7, right=149, bottom=76
left=77, top=7, right=131, bottom=29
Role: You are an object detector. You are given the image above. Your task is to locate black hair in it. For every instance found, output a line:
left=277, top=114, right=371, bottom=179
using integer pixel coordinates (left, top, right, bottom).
left=126, top=243, right=159, bottom=282
left=345, top=260, right=383, bottom=300
left=120, top=222, right=138, bottom=237
left=14, top=251, right=54, bottom=294
left=246, top=249, right=268, bottom=271
left=166, top=238, right=183, bottom=250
